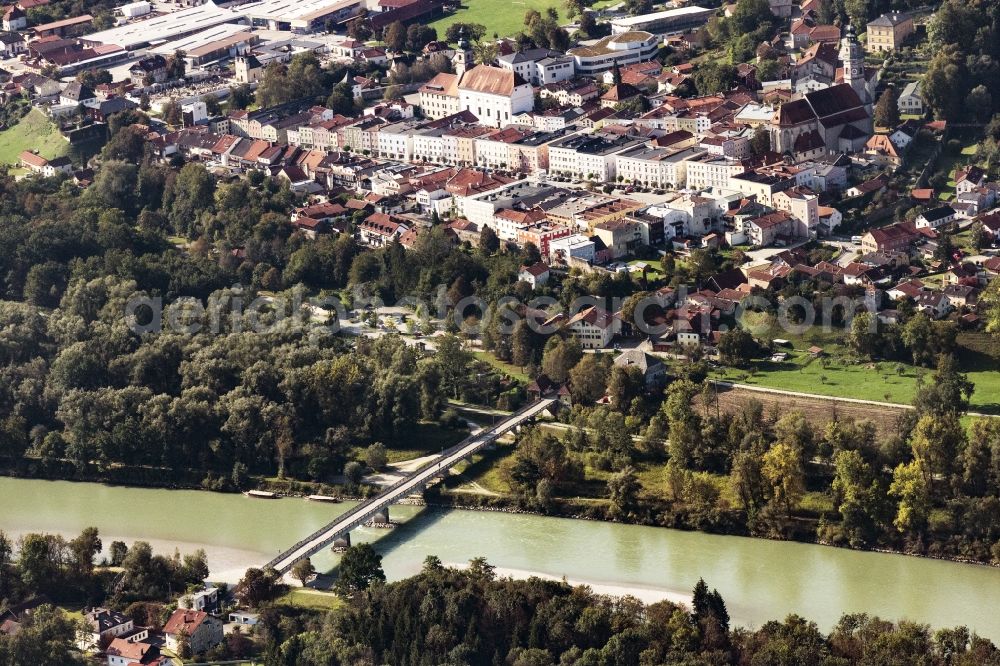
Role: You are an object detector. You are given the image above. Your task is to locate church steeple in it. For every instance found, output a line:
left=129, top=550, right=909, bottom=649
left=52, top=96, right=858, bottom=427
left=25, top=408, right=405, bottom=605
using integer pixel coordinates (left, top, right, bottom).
left=840, top=24, right=866, bottom=103
left=452, top=27, right=475, bottom=77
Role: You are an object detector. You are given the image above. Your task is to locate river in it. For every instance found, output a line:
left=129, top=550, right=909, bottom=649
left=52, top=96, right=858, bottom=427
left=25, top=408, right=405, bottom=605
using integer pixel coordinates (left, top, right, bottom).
left=1, top=477, right=998, bottom=638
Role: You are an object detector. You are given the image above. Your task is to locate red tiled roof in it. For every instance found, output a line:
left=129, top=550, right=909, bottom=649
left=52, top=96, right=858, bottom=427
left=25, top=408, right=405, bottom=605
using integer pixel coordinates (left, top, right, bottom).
left=163, top=610, right=208, bottom=637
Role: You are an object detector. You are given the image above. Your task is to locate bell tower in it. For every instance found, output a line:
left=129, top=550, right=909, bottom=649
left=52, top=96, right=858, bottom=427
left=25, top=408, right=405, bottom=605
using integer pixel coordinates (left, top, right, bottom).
left=840, top=24, right=867, bottom=104
left=453, top=28, right=475, bottom=78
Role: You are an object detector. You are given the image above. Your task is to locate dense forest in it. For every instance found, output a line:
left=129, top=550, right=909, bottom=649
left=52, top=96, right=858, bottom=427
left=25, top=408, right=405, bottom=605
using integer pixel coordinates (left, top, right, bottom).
left=457, top=324, right=1000, bottom=565
left=6, top=548, right=1000, bottom=666
left=254, top=559, right=1000, bottom=666
left=0, top=132, right=540, bottom=486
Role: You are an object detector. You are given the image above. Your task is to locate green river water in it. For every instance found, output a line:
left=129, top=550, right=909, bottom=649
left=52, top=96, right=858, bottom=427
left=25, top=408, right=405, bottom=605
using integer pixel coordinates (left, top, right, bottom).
left=1, top=477, right=998, bottom=638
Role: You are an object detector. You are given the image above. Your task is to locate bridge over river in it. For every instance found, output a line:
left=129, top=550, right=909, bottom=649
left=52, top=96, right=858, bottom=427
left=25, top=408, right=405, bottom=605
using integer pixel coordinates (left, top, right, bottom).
left=264, top=397, right=556, bottom=574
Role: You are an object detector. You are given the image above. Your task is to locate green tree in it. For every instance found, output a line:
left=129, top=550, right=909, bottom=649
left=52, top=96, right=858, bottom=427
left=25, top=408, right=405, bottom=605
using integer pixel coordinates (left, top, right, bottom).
left=831, top=450, right=882, bottom=547
left=541, top=337, right=583, bottom=384
left=344, top=461, right=364, bottom=484
left=479, top=226, right=500, bottom=254
left=435, top=334, right=472, bottom=398
left=889, top=458, right=932, bottom=535
left=923, top=44, right=966, bottom=121
left=109, top=541, right=128, bottom=567
left=335, top=543, right=385, bottom=595
left=161, top=98, right=182, bottom=126
left=912, top=354, right=973, bottom=417
left=384, top=20, right=406, bottom=52
left=68, top=526, right=101, bottom=578
left=750, top=126, right=771, bottom=155
left=236, top=567, right=279, bottom=607
left=291, top=557, right=316, bottom=586
left=874, top=85, right=900, bottom=128
left=365, top=443, right=388, bottom=471
left=967, top=85, right=993, bottom=123
left=502, top=428, right=581, bottom=493
left=445, top=22, right=486, bottom=42
left=568, top=353, right=610, bottom=404
left=607, top=465, right=641, bottom=518
left=664, top=380, right=702, bottom=468
left=909, top=412, right=966, bottom=481
left=847, top=312, right=880, bottom=359
left=762, top=442, right=805, bottom=518
left=607, top=364, right=645, bottom=412
left=718, top=328, right=759, bottom=367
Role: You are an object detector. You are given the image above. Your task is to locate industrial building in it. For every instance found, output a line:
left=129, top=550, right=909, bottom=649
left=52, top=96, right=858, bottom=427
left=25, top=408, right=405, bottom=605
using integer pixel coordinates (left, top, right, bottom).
left=81, top=2, right=244, bottom=50
left=610, top=6, right=714, bottom=35
left=151, top=23, right=258, bottom=66
left=238, top=0, right=363, bottom=32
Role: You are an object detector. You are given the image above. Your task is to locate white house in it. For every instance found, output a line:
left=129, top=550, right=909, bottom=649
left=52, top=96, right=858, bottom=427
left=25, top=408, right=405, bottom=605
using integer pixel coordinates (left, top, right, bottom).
left=550, top=234, right=596, bottom=263
left=79, top=609, right=133, bottom=651
left=60, top=81, right=99, bottom=108
left=518, top=262, right=550, bottom=288
left=359, top=213, right=409, bottom=247
left=163, top=610, right=223, bottom=655
left=228, top=611, right=259, bottom=626
left=19, top=151, right=73, bottom=177
left=565, top=305, right=620, bottom=349
left=897, top=80, right=923, bottom=115
left=535, top=56, right=576, bottom=85
left=0, top=31, right=24, bottom=56
left=458, top=65, right=534, bottom=128
left=915, top=205, right=956, bottom=229
left=497, top=48, right=562, bottom=86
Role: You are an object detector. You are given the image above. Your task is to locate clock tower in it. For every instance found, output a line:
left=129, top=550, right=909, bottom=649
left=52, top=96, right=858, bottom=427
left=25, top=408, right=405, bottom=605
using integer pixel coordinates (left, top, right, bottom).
left=840, top=24, right=868, bottom=105
left=452, top=29, right=475, bottom=78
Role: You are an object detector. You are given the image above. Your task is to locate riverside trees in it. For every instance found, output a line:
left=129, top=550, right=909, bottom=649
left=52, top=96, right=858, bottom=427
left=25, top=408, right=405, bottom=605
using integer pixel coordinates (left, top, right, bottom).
left=258, top=560, right=1000, bottom=666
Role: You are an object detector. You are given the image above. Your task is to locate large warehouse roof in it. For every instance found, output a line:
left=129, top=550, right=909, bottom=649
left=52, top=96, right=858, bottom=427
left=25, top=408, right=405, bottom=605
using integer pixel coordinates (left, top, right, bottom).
left=81, top=2, right=244, bottom=49
left=150, top=22, right=252, bottom=56
left=610, top=5, right=713, bottom=30
left=239, top=0, right=359, bottom=23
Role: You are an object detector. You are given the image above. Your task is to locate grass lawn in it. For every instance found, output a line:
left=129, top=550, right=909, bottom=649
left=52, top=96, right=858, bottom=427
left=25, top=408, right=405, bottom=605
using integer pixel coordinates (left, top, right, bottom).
left=427, top=0, right=618, bottom=40
left=364, top=422, right=469, bottom=464
left=627, top=259, right=665, bottom=279
left=275, top=587, right=345, bottom=611
left=933, top=132, right=982, bottom=200
left=57, top=603, right=86, bottom=623
left=0, top=108, right=68, bottom=166
left=709, top=326, right=1000, bottom=414
left=446, top=439, right=515, bottom=494
left=473, top=350, right=530, bottom=383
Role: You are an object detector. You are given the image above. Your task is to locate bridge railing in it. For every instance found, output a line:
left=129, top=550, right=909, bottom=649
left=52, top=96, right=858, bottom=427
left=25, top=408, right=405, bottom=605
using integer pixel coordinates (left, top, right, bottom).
left=264, top=398, right=552, bottom=572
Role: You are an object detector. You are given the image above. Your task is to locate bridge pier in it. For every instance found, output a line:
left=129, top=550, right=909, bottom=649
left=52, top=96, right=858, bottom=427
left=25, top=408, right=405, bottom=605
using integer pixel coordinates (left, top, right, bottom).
left=263, top=399, right=554, bottom=575
left=332, top=533, right=351, bottom=552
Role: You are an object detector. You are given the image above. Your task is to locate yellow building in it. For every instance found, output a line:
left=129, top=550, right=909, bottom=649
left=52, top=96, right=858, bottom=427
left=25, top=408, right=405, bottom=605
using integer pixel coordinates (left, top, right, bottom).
left=866, top=12, right=914, bottom=53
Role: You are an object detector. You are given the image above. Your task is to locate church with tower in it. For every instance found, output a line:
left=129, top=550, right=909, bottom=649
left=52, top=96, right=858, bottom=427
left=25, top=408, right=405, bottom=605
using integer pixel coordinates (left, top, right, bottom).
left=452, top=30, right=475, bottom=77
left=838, top=24, right=872, bottom=108
left=769, top=25, right=874, bottom=159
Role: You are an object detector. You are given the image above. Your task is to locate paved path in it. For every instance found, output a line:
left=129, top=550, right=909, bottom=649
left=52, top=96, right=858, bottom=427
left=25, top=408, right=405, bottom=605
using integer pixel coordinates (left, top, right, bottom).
left=711, top=380, right=999, bottom=418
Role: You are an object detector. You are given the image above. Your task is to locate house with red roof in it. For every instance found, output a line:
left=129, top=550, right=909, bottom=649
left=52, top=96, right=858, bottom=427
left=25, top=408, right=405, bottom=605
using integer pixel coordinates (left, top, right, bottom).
left=518, top=262, right=550, bottom=288
left=106, top=637, right=167, bottom=666
left=565, top=305, right=620, bottom=349
left=162, top=609, right=222, bottom=656
left=359, top=213, right=409, bottom=247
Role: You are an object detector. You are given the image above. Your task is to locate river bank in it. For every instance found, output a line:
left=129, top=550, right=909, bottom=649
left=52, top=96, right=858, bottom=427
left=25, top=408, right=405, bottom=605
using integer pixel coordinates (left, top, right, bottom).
left=4, top=467, right=998, bottom=573
left=3, top=476, right=1000, bottom=638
